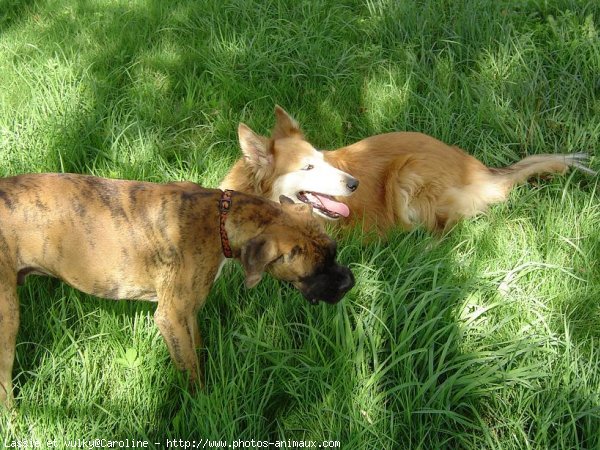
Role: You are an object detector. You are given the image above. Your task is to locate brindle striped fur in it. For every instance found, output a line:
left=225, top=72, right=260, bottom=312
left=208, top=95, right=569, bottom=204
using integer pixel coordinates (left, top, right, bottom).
left=0, top=173, right=354, bottom=407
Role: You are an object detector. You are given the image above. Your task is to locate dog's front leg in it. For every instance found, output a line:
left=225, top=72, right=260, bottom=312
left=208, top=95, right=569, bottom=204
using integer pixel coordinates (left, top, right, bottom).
left=0, top=283, right=19, bottom=408
left=153, top=290, right=205, bottom=390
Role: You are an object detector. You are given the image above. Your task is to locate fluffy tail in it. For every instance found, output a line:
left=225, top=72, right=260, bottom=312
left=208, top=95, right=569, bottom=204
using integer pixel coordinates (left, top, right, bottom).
left=491, top=153, right=596, bottom=190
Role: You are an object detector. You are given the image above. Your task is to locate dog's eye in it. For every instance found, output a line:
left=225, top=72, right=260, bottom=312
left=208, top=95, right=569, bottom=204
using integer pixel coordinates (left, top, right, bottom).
left=302, top=164, right=314, bottom=171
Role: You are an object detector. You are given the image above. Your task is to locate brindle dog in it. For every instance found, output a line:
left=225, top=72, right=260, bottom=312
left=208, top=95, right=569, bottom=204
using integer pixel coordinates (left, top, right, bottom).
left=0, top=173, right=354, bottom=407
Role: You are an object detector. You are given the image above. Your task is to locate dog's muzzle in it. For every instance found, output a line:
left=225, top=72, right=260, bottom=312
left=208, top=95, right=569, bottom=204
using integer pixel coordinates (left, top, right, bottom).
left=299, top=264, right=355, bottom=305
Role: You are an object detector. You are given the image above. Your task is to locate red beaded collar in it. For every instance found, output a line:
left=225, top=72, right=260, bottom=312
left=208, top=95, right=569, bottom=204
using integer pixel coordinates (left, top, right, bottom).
left=219, top=190, right=234, bottom=258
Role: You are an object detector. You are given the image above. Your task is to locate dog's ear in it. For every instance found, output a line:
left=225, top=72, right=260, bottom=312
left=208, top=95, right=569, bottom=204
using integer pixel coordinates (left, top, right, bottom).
left=279, top=195, right=295, bottom=205
left=280, top=195, right=313, bottom=215
left=272, top=105, right=304, bottom=140
left=281, top=200, right=313, bottom=216
left=240, top=236, right=281, bottom=288
left=238, top=123, right=274, bottom=170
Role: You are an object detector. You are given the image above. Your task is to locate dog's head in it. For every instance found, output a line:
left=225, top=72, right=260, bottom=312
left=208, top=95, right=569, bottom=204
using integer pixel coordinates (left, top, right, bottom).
left=239, top=197, right=354, bottom=304
left=235, top=106, right=358, bottom=221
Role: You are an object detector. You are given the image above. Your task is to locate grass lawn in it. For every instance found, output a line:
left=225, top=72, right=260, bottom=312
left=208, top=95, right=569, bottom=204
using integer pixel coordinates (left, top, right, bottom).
left=1, top=0, right=599, bottom=447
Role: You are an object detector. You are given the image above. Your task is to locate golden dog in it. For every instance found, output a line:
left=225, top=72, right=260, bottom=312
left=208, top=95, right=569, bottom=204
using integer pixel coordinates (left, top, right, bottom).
left=221, top=106, right=595, bottom=234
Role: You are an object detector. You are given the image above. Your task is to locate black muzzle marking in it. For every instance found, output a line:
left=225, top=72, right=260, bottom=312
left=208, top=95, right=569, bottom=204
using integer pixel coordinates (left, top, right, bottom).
left=300, top=263, right=355, bottom=305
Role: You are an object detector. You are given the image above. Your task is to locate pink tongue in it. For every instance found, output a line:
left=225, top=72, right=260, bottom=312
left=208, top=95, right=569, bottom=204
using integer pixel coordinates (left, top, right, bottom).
left=313, top=194, right=350, bottom=217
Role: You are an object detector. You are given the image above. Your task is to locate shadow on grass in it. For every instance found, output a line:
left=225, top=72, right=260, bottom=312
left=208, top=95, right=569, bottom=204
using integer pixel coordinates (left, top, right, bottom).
left=0, top=0, right=38, bottom=35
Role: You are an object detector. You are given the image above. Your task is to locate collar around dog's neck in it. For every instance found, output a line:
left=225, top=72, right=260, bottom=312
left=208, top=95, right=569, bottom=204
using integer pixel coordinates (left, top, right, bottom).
left=219, top=189, right=234, bottom=258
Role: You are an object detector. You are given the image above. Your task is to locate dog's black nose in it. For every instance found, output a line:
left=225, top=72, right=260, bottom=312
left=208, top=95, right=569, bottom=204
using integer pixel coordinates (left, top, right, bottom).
left=339, top=268, right=355, bottom=293
left=346, top=178, right=359, bottom=192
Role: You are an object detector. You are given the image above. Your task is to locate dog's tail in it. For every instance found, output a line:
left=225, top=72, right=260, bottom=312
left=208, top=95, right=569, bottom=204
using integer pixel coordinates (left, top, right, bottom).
left=490, top=153, right=596, bottom=191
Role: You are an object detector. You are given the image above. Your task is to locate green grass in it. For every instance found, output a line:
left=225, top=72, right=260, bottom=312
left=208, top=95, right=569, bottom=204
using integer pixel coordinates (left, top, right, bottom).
left=1, top=0, right=599, bottom=447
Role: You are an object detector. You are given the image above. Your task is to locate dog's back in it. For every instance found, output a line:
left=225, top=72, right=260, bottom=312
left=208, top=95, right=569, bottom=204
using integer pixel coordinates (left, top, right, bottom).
left=322, top=132, right=494, bottom=231
left=0, top=174, right=211, bottom=298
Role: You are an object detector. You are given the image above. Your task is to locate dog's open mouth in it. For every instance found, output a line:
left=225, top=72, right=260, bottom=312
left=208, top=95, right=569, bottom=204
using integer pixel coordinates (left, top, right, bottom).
left=297, top=191, right=350, bottom=219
